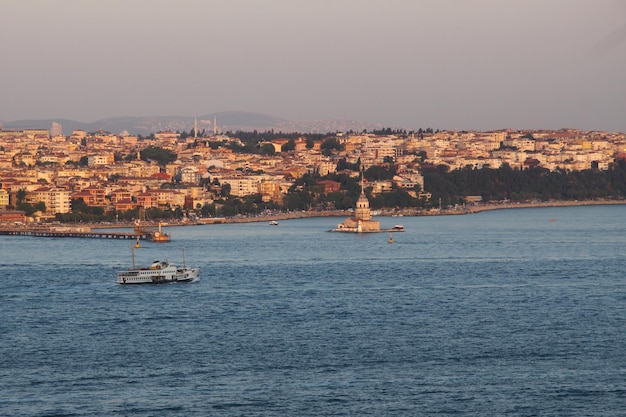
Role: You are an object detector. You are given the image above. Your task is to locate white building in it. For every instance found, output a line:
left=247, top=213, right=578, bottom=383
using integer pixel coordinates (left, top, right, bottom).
left=29, top=187, right=72, bottom=214
left=87, top=155, right=109, bottom=166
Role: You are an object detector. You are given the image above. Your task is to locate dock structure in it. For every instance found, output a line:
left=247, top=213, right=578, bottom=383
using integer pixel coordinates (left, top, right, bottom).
left=134, top=221, right=171, bottom=243
left=0, top=228, right=147, bottom=240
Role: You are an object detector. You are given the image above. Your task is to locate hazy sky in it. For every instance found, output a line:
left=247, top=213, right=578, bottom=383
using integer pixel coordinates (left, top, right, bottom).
left=3, top=0, right=626, bottom=132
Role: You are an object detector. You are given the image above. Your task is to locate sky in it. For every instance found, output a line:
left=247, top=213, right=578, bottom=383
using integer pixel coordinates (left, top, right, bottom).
left=2, top=0, right=626, bottom=132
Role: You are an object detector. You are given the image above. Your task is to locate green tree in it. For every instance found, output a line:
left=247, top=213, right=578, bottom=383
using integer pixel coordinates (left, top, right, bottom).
left=365, top=165, right=396, bottom=181
left=140, top=146, right=177, bottom=165
left=320, top=138, right=343, bottom=152
left=16, top=202, right=35, bottom=216
left=124, top=152, right=138, bottom=161
left=219, top=204, right=238, bottom=217
left=16, top=189, right=27, bottom=204
left=221, top=183, right=231, bottom=197
left=260, top=143, right=276, bottom=155
left=33, top=201, right=46, bottom=213
left=200, top=203, right=216, bottom=217
left=283, top=191, right=310, bottom=211
left=282, top=139, right=296, bottom=152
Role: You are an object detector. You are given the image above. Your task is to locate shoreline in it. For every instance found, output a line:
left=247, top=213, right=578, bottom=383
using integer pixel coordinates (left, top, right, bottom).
left=117, top=199, right=626, bottom=227
left=217, top=199, right=626, bottom=224
left=3, top=199, right=624, bottom=232
left=407, top=198, right=626, bottom=217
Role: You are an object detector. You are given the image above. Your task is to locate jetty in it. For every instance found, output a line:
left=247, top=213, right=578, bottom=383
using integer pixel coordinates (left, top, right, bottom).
left=0, top=225, right=147, bottom=240
left=133, top=221, right=170, bottom=242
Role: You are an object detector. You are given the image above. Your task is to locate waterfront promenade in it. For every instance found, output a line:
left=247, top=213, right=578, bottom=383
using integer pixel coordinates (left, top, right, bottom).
left=116, top=199, right=626, bottom=227
left=0, top=227, right=146, bottom=240
left=218, top=199, right=626, bottom=223
left=1, top=200, right=623, bottom=238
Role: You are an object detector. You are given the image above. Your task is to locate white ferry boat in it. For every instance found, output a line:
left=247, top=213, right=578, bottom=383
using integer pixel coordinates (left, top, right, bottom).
left=117, top=249, right=199, bottom=284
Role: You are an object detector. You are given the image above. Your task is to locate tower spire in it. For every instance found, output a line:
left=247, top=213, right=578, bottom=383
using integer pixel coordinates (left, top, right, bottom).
left=361, top=165, right=365, bottom=193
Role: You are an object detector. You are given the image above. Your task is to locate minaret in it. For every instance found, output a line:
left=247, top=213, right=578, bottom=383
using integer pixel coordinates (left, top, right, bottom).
left=213, top=116, right=217, bottom=135
left=194, top=117, right=198, bottom=139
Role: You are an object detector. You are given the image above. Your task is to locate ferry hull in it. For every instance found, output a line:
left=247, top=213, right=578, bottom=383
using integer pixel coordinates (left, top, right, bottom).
left=117, top=266, right=200, bottom=284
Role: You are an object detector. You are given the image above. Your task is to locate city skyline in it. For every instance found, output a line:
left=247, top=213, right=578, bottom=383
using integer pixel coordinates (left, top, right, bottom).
left=3, top=1, right=626, bottom=132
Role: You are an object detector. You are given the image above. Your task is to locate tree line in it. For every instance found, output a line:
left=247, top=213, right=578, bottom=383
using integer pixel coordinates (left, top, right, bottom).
left=423, top=161, right=626, bottom=207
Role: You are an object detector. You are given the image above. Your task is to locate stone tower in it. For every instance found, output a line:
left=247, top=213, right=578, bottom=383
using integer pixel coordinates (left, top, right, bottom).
left=354, top=171, right=372, bottom=221
left=355, top=191, right=372, bottom=221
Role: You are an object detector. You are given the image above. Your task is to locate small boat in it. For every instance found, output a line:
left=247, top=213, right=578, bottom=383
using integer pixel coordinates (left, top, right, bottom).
left=269, top=220, right=279, bottom=226
left=392, top=224, right=405, bottom=231
left=135, top=220, right=171, bottom=242
left=117, top=247, right=199, bottom=284
left=151, top=222, right=171, bottom=242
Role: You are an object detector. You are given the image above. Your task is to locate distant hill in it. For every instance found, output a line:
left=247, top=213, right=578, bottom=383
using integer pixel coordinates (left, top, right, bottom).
left=0, top=111, right=383, bottom=136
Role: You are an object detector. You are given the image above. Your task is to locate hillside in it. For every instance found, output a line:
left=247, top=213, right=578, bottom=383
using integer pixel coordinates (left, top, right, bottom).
left=1, top=111, right=382, bottom=135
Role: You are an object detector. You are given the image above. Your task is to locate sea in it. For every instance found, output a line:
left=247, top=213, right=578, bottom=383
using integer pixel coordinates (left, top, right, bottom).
left=1, top=205, right=625, bottom=416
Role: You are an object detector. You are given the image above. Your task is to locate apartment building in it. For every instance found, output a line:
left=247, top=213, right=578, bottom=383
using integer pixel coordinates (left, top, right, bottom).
left=28, top=187, right=71, bottom=214
left=0, top=188, right=9, bottom=207
left=220, top=176, right=261, bottom=197
left=87, top=154, right=113, bottom=166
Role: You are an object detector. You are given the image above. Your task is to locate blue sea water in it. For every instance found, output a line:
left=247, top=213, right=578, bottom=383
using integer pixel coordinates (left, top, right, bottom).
left=1, top=205, right=626, bottom=416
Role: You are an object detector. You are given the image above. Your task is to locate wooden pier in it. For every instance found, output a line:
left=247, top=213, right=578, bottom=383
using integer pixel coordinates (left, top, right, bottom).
left=0, top=228, right=147, bottom=240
